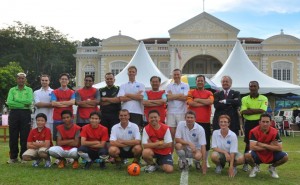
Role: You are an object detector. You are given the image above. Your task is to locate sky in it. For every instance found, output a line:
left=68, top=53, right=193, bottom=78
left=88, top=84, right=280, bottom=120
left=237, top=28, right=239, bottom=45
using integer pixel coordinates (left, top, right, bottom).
left=1, top=0, right=300, bottom=41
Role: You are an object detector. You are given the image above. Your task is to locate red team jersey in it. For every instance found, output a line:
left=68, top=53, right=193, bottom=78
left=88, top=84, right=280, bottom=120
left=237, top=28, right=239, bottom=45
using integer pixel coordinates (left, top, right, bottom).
left=27, top=127, right=52, bottom=146
left=56, top=124, right=81, bottom=150
left=80, top=124, right=109, bottom=150
left=249, top=126, right=280, bottom=163
left=52, top=89, right=74, bottom=121
left=76, top=88, right=99, bottom=119
left=144, top=122, right=172, bottom=155
left=144, top=90, right=166, bottom=122
left=187, top=89, right=213, bottom=123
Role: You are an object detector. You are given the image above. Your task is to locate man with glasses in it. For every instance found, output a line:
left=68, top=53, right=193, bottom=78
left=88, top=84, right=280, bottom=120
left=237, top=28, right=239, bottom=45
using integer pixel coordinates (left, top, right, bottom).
left=51, top=73, right=75, bottom=141
left=76, top=75, right=100, bottom=127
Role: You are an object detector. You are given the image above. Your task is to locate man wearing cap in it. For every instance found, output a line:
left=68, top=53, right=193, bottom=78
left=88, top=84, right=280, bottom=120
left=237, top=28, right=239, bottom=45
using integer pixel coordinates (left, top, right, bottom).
left=6, top=72, right=33, bottom=163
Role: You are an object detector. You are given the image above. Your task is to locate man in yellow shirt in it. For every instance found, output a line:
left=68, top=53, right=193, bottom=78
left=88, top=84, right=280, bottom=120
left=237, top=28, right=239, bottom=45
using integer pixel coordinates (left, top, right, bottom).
left=240, top=81, right=268, bottom=171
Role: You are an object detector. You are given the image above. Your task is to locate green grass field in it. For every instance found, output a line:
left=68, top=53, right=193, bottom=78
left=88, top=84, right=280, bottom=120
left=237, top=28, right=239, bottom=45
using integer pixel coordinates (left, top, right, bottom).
left=0, top=136, right=299, bottom=185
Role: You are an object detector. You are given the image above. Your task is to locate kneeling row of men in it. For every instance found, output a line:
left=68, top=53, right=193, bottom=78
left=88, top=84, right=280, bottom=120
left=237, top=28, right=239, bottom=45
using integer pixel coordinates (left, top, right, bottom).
left=22, top=109, right=288, bottom=178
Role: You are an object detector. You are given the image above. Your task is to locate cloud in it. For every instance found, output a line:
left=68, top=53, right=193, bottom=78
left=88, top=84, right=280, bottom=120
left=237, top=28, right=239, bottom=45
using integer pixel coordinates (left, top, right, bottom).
left=207, top=0, right=300, bottom=13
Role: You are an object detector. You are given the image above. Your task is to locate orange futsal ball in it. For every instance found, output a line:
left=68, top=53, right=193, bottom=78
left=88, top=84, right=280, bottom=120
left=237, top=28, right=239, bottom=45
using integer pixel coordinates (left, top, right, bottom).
left=127, top=163, right=141, bottom=176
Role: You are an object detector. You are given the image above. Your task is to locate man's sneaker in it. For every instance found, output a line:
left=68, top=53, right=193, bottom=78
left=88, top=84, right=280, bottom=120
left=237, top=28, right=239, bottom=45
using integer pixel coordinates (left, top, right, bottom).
left=83, top=161, right=93, bottom=170
left=99, top=159, right=106, bottom=169
left=178, top=159, right=187, bottom=170
left=123, top=158, right=129, bottom=164
left=145, top=164, right=157, bottom=173
left=215, top=165, right=222, bottom=174
left=249, top=165, right=259, bottom=178
left=233, top=167, right=237, bottom=176
left=7, top=158, right=19, bottom=164
left=44, top=160, right=51, bottom=168
left=268, top=165, right=279, bottom=178
left=66, top=158, right=74, bottom=164
left=206, top=160, right=210, bottom=168
left=53, top=159, right=60, bottom=165
left=32, top=159, right=42, bottom=167
left=99, top=155, right=109, bottom=161
left=58, top=160, right=65, bottom=169
left=72, top=160, right=79, bottom=169
left=115, top=157, right=123, bottom=169
left=194, top=161, right=201, bottom=171
left=20, top=160, right=27, bottom=164
left=242, top=164, right=249, bottom=172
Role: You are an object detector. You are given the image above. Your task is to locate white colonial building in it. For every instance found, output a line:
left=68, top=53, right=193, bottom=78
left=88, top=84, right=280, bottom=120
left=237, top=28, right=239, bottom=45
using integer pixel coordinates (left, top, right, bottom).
left=74, top=12, right=300, bottom=88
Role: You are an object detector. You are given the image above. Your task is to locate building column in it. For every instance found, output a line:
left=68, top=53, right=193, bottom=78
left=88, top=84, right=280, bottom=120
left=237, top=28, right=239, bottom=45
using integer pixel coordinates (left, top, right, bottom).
left=261, top=56, right=268, bottom=74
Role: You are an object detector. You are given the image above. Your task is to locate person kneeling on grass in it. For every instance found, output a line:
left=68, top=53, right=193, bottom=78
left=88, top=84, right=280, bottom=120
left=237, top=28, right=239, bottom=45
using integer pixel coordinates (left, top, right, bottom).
left=22, top=113, right=52, bottom=167
left=78, top=111, right=109, bottom=169
left=109, top=109, right=142, bottom=168
left=48, top=110, right=81, bottom=169
left=211, top=115, right=244, bottom=177
left=142, top=110, right=173, bottom=173
left=245, top=113, right=288, bottom=178
left=175, top=110, right=207, bottom=174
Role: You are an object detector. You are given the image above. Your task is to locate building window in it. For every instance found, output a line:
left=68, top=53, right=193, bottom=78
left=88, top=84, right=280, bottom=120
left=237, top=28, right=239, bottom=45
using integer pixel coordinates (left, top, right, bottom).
left=159, top=62, right=170, bottom=77
left=111, top=61, right=127, bottom=76
left=272, top=61, right=292, bottom=83
left=84, top=65, right=95, bottom=78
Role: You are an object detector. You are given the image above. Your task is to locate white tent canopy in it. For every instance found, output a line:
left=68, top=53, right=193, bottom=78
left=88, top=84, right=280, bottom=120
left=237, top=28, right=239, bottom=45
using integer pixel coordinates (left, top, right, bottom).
left=211, top=41, right=300, bottom=95
left=94, top=41, right=169, bottom=89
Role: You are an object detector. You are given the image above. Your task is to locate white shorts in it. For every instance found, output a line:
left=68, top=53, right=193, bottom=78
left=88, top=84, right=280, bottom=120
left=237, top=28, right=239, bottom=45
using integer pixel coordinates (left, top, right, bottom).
left=166, top=113, right=185, bottom=127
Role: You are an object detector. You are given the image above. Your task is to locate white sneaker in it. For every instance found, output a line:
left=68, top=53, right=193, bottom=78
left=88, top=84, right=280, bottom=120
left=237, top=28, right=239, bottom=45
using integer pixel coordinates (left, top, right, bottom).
left=269, top=165, right=279, bottom=178
left=215, top=165, right=222, bottom=174
left=249, top=165, right=259, bottom=178
left=206, top=160, right=210, bottom=168
left=32, top=159, right=42, bottom=167
left=145, top=165, right=157, bottom=173
left=44, top=160, right=51, bottom=168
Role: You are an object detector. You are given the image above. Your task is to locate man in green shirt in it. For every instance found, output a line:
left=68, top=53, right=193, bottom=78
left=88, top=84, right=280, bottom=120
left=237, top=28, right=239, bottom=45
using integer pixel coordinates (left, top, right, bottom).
left=240, top=81, right=268, bottom=171
left=6, top=72, right=33, bottom=163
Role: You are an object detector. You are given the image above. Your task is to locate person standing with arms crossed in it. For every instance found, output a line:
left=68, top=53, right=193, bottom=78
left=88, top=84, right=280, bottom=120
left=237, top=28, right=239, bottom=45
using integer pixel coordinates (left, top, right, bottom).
left=100, top=72, right=121, bottom=135
left=240, top=81, right=268, bottom=171
left=118, top=66, right=145, bottom=130
left=166, top=69, right=189, bottom=141
left=33, top=74, right=53, bottom=133
left=187, top=75, right=213, bottom=168
left=75, top=75, right=100, bottom=127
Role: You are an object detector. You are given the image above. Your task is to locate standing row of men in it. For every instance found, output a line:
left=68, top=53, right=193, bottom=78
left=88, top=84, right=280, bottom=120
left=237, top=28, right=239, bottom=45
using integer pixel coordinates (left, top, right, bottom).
left=6, top=67, right=288, bottom=178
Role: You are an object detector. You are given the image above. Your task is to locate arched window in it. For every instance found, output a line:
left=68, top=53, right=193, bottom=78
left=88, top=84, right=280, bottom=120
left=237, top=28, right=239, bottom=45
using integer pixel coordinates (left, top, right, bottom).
left=111, top=61, right=127, bottom=76
left=272, top=61, right=292, bottom=83
left=159, top=61, right=170, bottom=77
left=84, top=65, right=95, bottom=78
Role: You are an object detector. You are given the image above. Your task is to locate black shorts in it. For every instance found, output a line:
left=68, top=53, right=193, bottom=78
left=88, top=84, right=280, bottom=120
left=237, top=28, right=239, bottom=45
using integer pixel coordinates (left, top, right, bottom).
left=250, top=150, right=287, bottom=164
left=154, top=153, right=173, bottom=166
left=119, top=147, right=134, bottom=158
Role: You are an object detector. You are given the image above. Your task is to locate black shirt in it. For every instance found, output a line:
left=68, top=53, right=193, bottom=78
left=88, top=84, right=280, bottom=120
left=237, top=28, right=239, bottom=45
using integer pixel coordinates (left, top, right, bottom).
left=99, top=85, right=121, bottom=113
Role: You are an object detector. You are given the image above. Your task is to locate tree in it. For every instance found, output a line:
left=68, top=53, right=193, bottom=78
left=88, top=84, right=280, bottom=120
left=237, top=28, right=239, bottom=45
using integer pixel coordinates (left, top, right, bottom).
left=0, top=62, right=24, bottom=109
left=0, top=22, right=77, bottom=90
left=82, top=37, right=102, bottom=46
